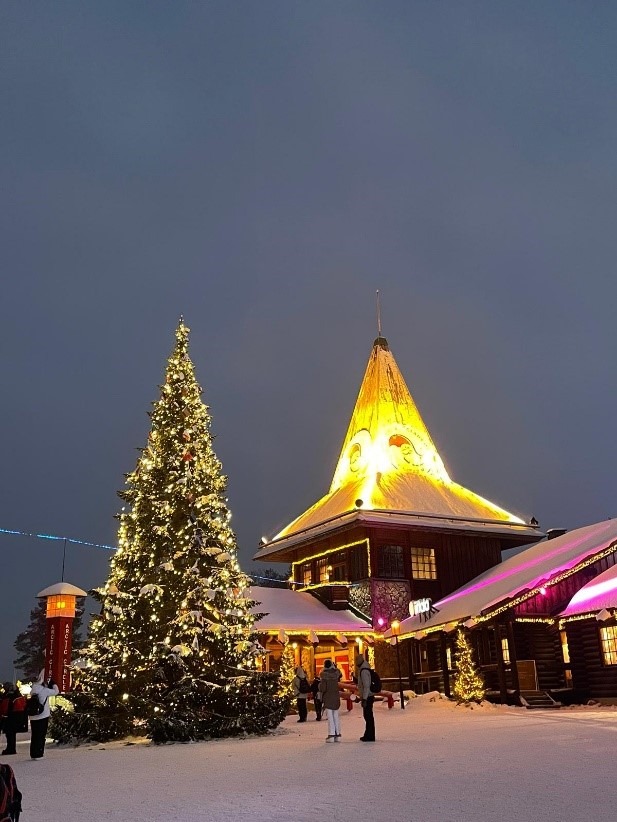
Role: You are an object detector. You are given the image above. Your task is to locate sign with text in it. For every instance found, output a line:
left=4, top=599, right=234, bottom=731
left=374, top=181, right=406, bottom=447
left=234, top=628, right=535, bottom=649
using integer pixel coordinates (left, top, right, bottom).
left=409, top=598, right=439, bottom=623
left=45, top=616, right=73, bottom=693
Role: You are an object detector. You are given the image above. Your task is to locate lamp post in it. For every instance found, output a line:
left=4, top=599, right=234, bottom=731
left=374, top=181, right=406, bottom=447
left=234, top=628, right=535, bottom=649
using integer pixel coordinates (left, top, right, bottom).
left=390, top=620, right=405, bottom=710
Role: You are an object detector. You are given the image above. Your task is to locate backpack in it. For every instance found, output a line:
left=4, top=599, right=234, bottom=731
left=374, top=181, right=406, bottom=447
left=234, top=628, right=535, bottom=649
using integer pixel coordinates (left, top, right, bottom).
left=369, top=668, right=382, bottom=694
left=0, top=763, right=22, bottom=822
left=26, top=693, right=45, bottom=717
left=298, top=678, right=311, bottom=694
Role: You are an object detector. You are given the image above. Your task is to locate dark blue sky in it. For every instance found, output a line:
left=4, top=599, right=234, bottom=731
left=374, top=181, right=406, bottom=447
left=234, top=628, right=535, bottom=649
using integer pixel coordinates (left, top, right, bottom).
left=2, top=1, right=616, bottom=677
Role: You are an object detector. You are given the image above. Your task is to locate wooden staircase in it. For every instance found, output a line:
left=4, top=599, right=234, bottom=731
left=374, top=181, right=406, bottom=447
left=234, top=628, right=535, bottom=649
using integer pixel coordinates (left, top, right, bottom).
left=519, top=690, right=561, bottom=709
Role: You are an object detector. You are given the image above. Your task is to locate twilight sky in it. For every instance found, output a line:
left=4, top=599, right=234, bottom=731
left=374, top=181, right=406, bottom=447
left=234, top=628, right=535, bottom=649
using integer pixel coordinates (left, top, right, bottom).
left=2, top=1, right=616, bottom=677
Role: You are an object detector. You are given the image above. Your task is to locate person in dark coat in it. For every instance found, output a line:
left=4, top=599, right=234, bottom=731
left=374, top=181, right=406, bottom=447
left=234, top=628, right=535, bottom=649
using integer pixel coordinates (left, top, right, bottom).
left=0, top=762, right=22, bottom=821
left=319, top=659, right=342, bottom=742
left=0, top=684, right=26, bottom=757
left=356, top=654, right=375, bottom=742
left=310, top=674, right=323, bottom=721
left=292, top=666, right=309, bottom=723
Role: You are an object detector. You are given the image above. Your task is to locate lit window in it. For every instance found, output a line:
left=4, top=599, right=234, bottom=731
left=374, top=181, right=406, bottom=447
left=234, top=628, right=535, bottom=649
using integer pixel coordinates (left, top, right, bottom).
left=600, top=625, right=617, bottom=666
left=301, top=563, right=312, bottom=586
left=560, top=630, right=570, bottom=664
left=317, top=558, right=330, bottom=583
left=501, top=637, right=510, bottom=665
left=411, top=547, right=437, bottom=580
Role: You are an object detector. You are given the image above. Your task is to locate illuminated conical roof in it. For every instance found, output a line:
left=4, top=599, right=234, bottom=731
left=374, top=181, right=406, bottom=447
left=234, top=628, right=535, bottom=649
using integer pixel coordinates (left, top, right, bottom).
left=256, top=336, right=535, bottom=558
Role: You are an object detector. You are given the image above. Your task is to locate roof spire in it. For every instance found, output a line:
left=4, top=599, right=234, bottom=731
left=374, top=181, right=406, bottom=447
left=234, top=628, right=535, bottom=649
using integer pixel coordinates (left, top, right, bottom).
left=376, top=290, right=382, bottom=338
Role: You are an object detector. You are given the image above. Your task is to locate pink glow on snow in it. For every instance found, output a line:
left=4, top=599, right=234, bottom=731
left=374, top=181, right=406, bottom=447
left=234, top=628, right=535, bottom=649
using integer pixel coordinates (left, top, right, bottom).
left=436, top=529, right=599, bottom=609
left=562, top=574, right=617, bottom=614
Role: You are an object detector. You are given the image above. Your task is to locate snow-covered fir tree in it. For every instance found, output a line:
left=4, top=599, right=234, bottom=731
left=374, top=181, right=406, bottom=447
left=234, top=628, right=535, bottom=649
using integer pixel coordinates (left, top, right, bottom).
left=52, top=320, right=288, bottom=743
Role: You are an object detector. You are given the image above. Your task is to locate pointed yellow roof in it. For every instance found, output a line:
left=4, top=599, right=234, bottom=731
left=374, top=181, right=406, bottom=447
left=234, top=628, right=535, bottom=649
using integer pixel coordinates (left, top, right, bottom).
left=256, top=336, right=536, bottom=559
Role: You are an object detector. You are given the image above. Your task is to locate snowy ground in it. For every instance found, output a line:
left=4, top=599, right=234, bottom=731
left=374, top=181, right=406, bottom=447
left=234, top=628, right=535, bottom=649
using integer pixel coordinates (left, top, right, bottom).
left=7, top=694, right=617, bottom=821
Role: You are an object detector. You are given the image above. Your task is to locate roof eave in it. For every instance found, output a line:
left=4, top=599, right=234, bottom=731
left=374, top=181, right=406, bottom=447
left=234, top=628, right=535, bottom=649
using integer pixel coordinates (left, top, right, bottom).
left=253, top=508, right=543, bottom=561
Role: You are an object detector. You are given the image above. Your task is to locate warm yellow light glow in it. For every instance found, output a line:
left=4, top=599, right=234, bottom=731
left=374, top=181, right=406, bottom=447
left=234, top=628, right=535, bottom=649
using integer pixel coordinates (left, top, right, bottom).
left=273, top=336, right=526, bottom=545
left=291, top=539, right=369, bottom=571
left=46, top=594, right=77, bottom=618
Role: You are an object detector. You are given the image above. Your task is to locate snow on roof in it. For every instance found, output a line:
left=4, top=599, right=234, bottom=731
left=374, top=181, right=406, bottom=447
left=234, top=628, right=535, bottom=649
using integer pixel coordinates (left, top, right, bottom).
left=559, top=561, right=617, bottom=617
left=255, top=336, right=536, bottom=560
left=248, top=586, right=372, bottom=632
left=37, top=581, right=88, bottom=598
left=390, top=519, right=617, bottom=636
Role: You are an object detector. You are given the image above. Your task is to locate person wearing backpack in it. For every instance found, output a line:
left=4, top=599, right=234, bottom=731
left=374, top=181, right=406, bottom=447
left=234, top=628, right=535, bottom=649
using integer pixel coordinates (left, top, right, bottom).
left=28, top=671, right=58, bottom=760
left=0, top=684, right=26, bottom=756
left=355, top=654, right=375, bottom=742
left=310, top=674, right=323, bottom=721
left=292, top=666, right=310, bottom=723
left=0, top=762, right=22, bottom=822
left=319, top=659, right=342, bottom=742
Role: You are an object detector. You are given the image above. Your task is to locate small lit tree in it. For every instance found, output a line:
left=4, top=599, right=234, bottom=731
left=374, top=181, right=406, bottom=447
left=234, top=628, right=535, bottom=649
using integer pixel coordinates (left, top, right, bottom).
left=277, top=644, right=296, bottom=701
left=453, top=628, right=485, bottom=705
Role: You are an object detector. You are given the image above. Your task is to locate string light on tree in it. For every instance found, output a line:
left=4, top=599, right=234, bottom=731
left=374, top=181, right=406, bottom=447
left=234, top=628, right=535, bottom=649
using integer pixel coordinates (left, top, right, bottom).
left=51, top=318, right=289, bottom=743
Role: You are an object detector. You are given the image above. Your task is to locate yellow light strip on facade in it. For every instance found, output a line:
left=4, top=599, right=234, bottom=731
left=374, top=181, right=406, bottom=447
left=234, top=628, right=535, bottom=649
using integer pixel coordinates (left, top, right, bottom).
left=558, top=611, right=614, bottom=629
left=291, top=538, right=371, bottom=574
left=514, top=617, right=555, bottom=625
left=299, top=581, right=354, bottom=592
left=261, top=629, right=380, bottom=638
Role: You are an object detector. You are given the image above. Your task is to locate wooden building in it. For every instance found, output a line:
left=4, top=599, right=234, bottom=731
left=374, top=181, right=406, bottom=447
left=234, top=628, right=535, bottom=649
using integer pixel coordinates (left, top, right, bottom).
left=559, top=562, right=617, bottom=702
left=248, top=586, right=375, bottom=679
left=388, top=519, right=617, bottom=704
left=253, top=334, right=541, bottom=681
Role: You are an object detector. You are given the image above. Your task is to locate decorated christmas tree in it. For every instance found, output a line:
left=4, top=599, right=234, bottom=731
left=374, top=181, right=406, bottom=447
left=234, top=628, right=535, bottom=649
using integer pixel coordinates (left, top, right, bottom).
left=52, top=319, right=288, bottom=743
left=453, top=628, right=485, bottom=705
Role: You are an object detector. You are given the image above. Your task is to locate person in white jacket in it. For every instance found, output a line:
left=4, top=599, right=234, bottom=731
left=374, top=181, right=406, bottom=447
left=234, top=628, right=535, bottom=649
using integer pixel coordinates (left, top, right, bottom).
left=29, top=670, right=59, bottom=760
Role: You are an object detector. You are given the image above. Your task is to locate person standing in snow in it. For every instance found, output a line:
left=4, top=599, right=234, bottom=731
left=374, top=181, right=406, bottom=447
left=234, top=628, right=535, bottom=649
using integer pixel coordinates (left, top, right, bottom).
left=0, top=683, right=26, bottom=756
left=292, top=666, right=310, bottom=723
left=355, top=654, right=375, bottom=742
left=310, top=673, right=323, bottom=721
left=319, top=659, right=342, bottom=742
left=28, top=671, right=59, bottom=760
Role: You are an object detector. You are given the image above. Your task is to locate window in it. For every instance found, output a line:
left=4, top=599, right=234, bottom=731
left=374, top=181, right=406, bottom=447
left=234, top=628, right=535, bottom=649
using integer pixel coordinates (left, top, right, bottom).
left=301, top=563, right=312, bottom=586
left=316, top=557, right=330, bottom=583
left=600, top=625, right=617, bottom=666
left=411, top=547, right=437, bottom=580
left=501, top=637, right=510, bottom=665
left=349, top=547, right=369, bottom=581
left=330, top=551, right=347, bottom=582
left=377, top=545, right=404, bottom=579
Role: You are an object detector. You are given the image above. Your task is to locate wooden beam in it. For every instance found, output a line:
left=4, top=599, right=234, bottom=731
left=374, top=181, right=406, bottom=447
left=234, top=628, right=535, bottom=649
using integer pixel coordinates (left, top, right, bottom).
left=439, top=632, right=451, bottom=698
left=506, top=617, right=520, bottom=700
